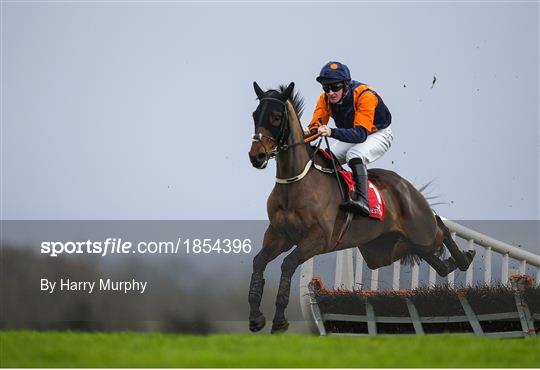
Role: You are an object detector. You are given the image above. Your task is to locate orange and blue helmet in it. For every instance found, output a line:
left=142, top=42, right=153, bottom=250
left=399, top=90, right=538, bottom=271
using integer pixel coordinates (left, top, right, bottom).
left=316, top=61, right=351, bottom=84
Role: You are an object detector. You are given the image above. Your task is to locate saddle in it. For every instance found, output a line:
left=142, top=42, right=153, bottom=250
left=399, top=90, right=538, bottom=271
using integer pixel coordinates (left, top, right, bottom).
left=316, top=149, right=385, bottom=220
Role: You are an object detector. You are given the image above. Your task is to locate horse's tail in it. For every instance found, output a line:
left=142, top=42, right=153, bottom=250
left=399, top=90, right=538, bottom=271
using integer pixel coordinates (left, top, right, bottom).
left=417, top=178, right=447, bottom=208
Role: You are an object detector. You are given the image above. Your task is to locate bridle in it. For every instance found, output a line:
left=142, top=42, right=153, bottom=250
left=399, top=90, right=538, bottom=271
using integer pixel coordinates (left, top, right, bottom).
left=251, top=96, right=316, bottom=160
left=249, top=85, right=353, bottom=242
left=251, top=97, right=289, bottom=159
left=251, top=95, right=327, bottom=184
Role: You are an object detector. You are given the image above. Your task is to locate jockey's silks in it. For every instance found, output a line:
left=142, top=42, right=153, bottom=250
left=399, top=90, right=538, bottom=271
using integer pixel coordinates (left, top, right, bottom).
left=309, top=81, right=392, bottom=143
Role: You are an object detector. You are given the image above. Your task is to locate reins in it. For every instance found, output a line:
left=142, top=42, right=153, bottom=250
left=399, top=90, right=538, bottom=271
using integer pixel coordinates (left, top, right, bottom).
left=275, top=138, right=322, bottom=184
left=324, top=136, right=347, bottom=202
left=252, top=90, right=353, bottom=246
left=253, top=96, right=346, bottom=194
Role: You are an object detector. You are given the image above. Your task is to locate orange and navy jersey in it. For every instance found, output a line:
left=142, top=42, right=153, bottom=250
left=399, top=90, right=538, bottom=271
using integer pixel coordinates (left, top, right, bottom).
left=309, top=81, right=391, bottom=143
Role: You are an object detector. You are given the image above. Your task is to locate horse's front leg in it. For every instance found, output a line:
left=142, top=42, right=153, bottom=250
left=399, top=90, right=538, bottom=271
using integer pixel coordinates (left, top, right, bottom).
left=271, top=234, right=325, bottom=334
left=249, top=226, right=293, bottom=332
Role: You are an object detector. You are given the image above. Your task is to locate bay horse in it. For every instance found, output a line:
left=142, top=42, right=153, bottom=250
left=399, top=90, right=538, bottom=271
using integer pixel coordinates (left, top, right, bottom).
left=247, top=82, right=475, bottom=333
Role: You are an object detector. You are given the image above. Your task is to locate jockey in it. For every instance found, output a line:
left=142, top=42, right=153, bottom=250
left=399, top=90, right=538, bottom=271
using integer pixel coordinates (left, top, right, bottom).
left=306, top=61, right=393, bottom=216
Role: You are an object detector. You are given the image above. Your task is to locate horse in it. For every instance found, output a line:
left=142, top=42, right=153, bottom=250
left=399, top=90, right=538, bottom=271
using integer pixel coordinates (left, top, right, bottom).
left=247, top=81, right=475, bottom=333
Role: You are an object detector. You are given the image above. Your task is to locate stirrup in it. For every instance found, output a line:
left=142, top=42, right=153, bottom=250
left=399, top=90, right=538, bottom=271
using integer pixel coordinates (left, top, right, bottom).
left=339, top=199, right=370, bottom=216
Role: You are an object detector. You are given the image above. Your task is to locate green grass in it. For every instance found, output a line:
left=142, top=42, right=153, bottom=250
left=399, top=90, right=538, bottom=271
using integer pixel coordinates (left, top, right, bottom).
left=1, top=331, right=539, bottom=368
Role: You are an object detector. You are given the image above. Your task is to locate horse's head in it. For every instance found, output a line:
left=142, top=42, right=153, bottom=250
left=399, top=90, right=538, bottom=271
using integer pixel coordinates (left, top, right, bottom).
left=249, top=81, right=295, bottom=169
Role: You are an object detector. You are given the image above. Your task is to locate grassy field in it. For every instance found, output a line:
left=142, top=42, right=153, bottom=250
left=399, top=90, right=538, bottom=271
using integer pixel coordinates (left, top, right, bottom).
left=1, top=331, right=539, bottom=368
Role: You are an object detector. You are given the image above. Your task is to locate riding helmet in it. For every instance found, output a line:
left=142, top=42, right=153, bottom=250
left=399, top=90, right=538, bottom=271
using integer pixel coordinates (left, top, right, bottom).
left=316, top=61, right=351, bottom=85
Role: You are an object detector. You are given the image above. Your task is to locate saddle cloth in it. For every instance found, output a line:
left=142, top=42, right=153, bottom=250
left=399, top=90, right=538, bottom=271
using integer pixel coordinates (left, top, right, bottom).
left=318, top=149, right=385, bottom=220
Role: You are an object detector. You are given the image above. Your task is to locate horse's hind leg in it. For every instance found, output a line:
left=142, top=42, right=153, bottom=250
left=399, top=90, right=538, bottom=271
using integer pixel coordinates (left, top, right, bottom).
left=435, top=216, right=475, bottom=271
left=249, top=226, right=293, bottom=332
left=416, top=249, right=458, bottom=277
left=402, top=228, right=459, bottom=277
left=393, top=236, right=458, bottom=277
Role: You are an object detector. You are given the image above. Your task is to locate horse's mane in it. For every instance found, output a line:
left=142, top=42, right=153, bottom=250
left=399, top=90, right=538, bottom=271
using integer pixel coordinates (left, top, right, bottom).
left=277, top=84, right=305, bottom=119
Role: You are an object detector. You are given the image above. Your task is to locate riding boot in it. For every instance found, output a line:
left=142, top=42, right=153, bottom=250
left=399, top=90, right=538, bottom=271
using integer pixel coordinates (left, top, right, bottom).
left=340, top=158, right=371, bottom=216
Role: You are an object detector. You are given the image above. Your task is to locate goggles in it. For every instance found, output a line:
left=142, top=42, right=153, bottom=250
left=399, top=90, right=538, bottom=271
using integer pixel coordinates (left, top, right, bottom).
left=322, top=82, right=344, bottom=93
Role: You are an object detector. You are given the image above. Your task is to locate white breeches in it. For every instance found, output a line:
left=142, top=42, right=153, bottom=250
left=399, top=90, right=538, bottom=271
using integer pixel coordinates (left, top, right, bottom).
left=331, top=127, right=394, bottom=165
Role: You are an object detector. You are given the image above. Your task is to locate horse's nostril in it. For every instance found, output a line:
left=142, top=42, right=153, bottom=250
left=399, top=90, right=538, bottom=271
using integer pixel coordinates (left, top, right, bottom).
left=256, top=153, right=267, bottom=161
left=249, top=153, right=262, bottom=165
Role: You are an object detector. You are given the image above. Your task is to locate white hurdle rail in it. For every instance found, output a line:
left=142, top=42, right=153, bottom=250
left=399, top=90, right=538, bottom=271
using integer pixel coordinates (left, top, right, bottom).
left=299, top=218, right=540, bottom=326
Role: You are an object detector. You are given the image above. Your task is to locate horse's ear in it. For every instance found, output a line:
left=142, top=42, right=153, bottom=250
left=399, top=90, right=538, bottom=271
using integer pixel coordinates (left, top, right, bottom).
left=280, top=82, right=295, bottom=102
left=253, top=81, right=264, bottom=100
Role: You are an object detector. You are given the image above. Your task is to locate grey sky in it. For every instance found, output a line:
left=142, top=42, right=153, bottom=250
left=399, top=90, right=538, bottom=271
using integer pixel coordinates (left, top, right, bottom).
left=1, top=1, right=538, bottom=220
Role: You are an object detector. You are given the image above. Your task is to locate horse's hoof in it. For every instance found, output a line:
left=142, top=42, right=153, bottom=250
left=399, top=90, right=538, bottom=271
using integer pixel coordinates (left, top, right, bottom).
left=249, top=314, right=266, bottom=332
left=270, top=319, right=289, bottom=334
left=458, top=250, right=476, bottom=271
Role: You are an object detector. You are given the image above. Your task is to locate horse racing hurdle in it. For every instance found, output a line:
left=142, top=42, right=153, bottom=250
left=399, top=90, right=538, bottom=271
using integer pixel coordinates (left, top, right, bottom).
left=299, top=218, right=540, bottom=336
